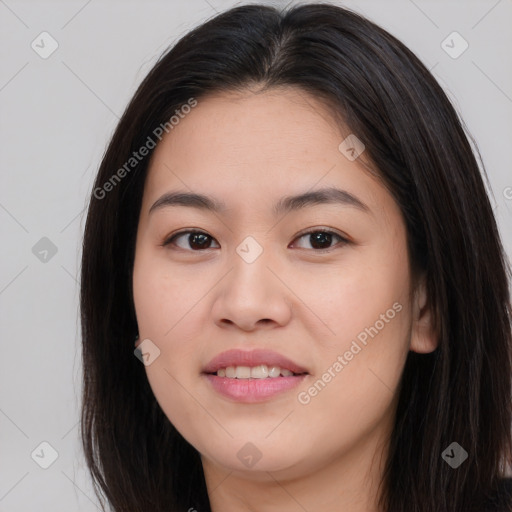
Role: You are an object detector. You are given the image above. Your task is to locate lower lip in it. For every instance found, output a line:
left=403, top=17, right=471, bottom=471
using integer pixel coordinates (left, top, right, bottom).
left=203, top=373, right=307, bottom=403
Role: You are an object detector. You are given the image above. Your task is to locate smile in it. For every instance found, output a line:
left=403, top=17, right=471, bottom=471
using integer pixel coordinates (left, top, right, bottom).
left=211, top=364, right=303, bottom=379
left=202, top=349, right=309, bottom=403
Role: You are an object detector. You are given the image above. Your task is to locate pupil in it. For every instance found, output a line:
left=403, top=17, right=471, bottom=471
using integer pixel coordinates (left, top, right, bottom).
left=310, top=232, right=332, bottom=249
left=190, top=233, right=210, bottom=249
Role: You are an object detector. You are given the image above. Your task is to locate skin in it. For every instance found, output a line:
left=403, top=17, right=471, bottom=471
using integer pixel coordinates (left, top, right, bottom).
left=132, top=86, right=437, bottom=512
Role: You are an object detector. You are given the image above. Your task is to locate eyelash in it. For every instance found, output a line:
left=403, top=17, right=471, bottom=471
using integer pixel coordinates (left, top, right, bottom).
left=161, top=228, right=349, bottom=253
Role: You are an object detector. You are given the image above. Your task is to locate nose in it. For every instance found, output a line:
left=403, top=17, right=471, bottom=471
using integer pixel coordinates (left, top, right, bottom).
left=211, top=243, right=293, bottom=332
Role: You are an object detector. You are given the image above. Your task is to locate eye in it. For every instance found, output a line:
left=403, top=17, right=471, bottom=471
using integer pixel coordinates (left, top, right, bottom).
left=291, top=229, right=348, bottom=251
left=162, top=228, right=349, bottom=252
left=162, top=230, right=220, bottom=251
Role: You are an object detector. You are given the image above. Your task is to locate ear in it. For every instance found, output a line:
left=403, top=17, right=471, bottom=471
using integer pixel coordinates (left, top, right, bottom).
left=410, top=275, right=438, bottom=354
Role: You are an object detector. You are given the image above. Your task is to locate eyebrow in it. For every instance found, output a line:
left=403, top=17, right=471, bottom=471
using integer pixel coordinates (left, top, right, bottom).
left=148, top=186, right=370, bottom=217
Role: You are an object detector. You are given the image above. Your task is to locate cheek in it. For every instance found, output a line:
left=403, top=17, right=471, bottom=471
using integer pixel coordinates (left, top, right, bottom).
left=293, top=247, right=412, bottom=428
left=132, top=246, right=212, bottom=399
left=132, top=249, right=210, bottom=444
left=295, top=305, right=411, bottom=453
left=292, top=249, right=411, bottom=352
left=132, top=246, right=205, bottom=339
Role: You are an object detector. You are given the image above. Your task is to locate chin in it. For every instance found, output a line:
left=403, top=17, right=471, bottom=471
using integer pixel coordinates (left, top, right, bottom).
left=200, top=443, right=312, bottom=478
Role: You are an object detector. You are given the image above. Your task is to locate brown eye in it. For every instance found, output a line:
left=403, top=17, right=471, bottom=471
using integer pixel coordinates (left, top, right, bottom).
left=291, top=229, right=348, bottom=251
left=162, top=228, right=348, bottom=252
left=163, top=231, right=220, bottom=251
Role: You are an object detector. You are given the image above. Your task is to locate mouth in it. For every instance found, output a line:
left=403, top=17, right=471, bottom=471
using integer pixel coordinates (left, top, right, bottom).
left=205, top=364, right=307, bottom=378
left=202, top=349, right=309, bottom=403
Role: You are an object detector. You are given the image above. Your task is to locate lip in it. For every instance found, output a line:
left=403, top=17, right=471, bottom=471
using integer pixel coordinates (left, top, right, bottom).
left=203, top=373, right=307, bottom=403
left=202, top=349, right=309, bottom=403
left=202, top=348, right=308, bottom=375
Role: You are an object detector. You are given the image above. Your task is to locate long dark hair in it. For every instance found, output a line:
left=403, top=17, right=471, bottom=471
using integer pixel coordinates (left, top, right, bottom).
left=80, top=3, right=512, bottom=511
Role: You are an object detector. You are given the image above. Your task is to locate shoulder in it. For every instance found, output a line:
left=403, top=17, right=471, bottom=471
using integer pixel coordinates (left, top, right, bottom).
left=480, top=478, right=512, bottom=512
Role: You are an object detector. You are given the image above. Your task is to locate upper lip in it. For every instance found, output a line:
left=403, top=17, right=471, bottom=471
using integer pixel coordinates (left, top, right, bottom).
left=203, top=349, right=309, bottom=374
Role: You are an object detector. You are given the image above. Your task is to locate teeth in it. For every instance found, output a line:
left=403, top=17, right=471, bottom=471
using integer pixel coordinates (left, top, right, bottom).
left=235, top=366, right=251, bottom=379
left=268, top=366, right=281, bottom=378
left=251, top=365, right=269, bottom=379
left=216, top=365, right=298, bottom=378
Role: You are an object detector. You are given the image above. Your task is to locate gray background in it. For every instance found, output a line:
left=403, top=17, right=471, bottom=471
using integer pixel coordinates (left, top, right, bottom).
left=1, top=0, right=511, bottom=510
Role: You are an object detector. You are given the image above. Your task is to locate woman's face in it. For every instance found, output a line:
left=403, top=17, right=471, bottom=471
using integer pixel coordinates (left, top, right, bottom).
left=132, top=87, right=435, bottom=482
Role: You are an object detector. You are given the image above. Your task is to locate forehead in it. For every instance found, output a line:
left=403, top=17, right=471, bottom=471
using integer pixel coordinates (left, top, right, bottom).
left=141, top=87, right=395, bottom=222
left=155, top=87, right=341, bottom=160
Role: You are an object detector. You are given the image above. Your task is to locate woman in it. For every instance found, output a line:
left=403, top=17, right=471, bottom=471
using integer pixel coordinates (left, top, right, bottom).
left=80, top=3, right=512, bottom=511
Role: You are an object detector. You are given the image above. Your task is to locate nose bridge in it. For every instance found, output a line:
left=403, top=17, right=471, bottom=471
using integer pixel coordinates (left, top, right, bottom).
left=211, top=233, right=292, bottom=329
left=235, top=234, right=267, bottom=267
left=228, top=234, right=273, bottom=297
